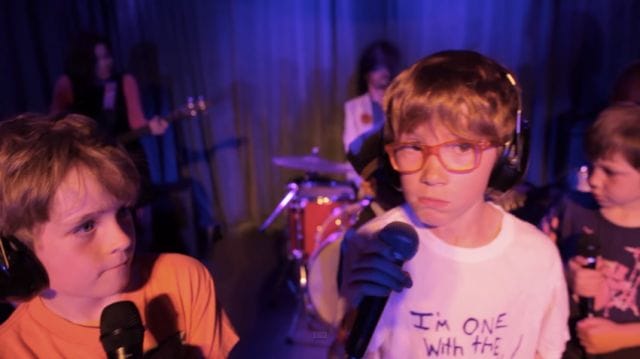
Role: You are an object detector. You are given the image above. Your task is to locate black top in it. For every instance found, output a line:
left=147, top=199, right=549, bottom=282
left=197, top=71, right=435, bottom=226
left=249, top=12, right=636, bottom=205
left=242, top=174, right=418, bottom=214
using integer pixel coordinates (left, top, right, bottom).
left=68, top=73, right=130, bottom=138
left=556, top=191, right=640, bottom=358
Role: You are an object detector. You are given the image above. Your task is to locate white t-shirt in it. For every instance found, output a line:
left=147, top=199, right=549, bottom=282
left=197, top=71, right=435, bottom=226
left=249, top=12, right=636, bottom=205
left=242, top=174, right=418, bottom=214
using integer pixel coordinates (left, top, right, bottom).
left=358, top=204, right=569, bottom=359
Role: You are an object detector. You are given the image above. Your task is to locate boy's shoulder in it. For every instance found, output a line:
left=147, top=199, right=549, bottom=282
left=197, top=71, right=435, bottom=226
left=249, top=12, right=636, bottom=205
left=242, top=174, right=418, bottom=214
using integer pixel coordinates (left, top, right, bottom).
left=360, top=204, right=559, bottom=253
left=154, top=252, right=204, bottom=266
left=0, top=300, right=50, bottom=358
left=0, top=300, right=26, bottom=335
left=562, top=190, right=599, bottom=212
left=139, top=252, right=204, bottom=268
left=135, top=253, right=211, bottom=285
left=502, top=210, right=561, bottom=258
left=556, top=191, right=600, bottom=230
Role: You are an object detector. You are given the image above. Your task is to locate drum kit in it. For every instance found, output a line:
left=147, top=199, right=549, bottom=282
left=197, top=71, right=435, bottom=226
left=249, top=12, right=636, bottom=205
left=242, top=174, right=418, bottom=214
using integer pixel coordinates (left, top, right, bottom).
left=261, top=148, right=369, bottom=340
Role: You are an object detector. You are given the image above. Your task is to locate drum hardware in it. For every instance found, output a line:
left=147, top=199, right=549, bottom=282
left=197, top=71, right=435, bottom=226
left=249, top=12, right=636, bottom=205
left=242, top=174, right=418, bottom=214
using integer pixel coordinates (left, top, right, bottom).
left=261, top=175, right=362, bottom=345
left=259, top=182, right=299, bottom=232
left=263, top=148, right=365, bottom=344
left=285, top=199, right=369, bottom=345
left=306, top=198, right=370, bottom=327
left=272, top=147, right=352, bottom=175
left=261, top=176, right=357, bottom=255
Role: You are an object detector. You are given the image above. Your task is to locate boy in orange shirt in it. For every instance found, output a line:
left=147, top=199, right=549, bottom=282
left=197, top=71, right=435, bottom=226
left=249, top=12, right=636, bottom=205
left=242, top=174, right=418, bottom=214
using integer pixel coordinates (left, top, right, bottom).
left=0, top=114, right=237, bottom=358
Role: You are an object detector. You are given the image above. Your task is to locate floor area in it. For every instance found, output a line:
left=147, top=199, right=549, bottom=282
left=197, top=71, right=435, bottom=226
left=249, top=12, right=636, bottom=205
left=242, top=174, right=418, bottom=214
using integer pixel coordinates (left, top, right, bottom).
left=208, top=222, right=340, bottom=359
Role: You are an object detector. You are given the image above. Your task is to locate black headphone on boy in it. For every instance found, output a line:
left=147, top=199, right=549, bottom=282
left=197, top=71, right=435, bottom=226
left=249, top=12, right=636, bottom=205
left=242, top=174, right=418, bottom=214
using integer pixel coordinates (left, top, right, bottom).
left=0, top=234, right=49, bottom=301
left=351, top=56, right=529, bottom=198
left=487, top=70, right=530, bottom=192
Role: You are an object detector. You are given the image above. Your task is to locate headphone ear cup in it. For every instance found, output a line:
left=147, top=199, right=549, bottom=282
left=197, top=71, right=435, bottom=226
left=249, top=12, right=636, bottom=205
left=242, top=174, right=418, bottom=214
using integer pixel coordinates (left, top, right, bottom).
left=0, top=236, right=49, bottom=301
left=488, top=118, right=530, bottom=192
left=376, top=152, right=404, bottom=207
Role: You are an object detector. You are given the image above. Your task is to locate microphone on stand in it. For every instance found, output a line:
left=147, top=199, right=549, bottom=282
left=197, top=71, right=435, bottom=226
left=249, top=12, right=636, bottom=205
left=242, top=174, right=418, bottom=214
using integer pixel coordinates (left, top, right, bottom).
left=345, top=221, right=419, bottom=359
left=100, top=300, right=145, bottom=359
left=577, top=233, right=600, bottom=319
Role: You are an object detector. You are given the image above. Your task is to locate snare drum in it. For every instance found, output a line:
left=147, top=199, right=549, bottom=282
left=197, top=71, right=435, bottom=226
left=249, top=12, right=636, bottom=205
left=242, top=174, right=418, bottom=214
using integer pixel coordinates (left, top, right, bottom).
left=288, top=179, right=355, bottom=256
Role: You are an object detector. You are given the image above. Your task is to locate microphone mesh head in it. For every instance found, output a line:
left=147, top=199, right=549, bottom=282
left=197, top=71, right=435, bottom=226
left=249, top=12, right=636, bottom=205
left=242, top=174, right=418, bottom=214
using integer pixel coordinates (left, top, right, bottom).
left=378, top=221, right=419, bottom=261
left=99, top=300, right=145, bottom=354
left=577, top=233, right=600, bottom=258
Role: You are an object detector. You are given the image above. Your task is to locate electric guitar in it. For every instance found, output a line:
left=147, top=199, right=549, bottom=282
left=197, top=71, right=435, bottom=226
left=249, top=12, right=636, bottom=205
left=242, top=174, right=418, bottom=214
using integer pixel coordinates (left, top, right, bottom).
left=117, top=96, right=208, bottom=144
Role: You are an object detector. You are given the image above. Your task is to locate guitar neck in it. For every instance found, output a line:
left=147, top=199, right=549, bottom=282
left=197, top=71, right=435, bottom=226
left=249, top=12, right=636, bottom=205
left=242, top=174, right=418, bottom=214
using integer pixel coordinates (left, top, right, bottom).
left=116, top=104, right=201, bottom=144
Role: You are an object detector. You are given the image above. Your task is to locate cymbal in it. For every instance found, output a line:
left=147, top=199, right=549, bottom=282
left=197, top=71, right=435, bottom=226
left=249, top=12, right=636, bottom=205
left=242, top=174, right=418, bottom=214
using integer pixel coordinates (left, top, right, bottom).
left=273, top=154, right=352, bottom=174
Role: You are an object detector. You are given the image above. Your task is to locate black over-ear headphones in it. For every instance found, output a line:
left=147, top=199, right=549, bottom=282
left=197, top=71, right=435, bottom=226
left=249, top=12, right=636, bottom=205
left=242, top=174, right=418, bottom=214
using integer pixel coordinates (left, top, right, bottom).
left=0, top=235, right=49, bottom=301
left=487, top=71, right=530, bottom=192
left=382, top=50, right=529, bottom=194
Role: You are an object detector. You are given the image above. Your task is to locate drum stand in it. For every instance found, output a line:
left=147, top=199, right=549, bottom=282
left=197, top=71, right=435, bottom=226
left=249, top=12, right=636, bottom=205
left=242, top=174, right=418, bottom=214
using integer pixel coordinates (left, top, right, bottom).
left=259, top=182, right=299, bottom=232
left=260, top=181, right=336, bottom=346
left=284, top=204, right=336, bottom=347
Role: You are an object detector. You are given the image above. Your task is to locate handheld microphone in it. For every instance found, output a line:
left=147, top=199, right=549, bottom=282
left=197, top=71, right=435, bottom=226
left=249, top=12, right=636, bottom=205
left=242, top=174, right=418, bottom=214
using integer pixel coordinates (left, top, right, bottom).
left=100, top=300, right=145, bottom=359
left=345, top=221, right=419, bottom=359
left=577, top=233, right=600, bottom=318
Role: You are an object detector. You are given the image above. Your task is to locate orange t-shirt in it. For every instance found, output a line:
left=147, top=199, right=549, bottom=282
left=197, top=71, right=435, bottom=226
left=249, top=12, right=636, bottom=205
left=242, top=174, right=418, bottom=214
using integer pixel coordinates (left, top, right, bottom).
left=0, top=253, right=238, bottom=358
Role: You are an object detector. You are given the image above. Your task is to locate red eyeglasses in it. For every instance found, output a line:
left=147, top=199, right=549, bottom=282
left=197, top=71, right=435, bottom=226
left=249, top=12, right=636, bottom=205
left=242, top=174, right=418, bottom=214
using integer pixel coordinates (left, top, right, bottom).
left=385, top=140, right=494, bottom=174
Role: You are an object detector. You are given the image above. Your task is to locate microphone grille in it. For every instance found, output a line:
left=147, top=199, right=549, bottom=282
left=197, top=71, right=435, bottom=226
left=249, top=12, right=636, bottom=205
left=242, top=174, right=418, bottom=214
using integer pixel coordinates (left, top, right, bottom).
left=577, top=233, right=600, bottom=258
left=378, top=221, right=419, bottom=261
left=99, top=300, right=145, bottom=352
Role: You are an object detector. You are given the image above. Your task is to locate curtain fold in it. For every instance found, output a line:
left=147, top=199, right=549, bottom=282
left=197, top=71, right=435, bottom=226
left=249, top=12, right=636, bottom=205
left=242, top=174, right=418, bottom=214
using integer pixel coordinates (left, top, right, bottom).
left=2, top=0, right=639, bottom=229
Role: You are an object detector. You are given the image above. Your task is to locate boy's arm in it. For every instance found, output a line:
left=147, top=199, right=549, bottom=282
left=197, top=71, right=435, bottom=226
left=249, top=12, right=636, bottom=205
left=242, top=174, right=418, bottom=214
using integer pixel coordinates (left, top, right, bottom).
left=577, top=317, right=640, bottom=354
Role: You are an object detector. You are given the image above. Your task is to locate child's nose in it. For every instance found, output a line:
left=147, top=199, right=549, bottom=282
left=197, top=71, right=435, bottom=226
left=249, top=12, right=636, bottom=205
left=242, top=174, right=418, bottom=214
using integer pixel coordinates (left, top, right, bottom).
left=106, top=219, right=134, bottom=254
left=587, top=168, right=603, bottom=190
left=419, top=154, right=447, bottom=185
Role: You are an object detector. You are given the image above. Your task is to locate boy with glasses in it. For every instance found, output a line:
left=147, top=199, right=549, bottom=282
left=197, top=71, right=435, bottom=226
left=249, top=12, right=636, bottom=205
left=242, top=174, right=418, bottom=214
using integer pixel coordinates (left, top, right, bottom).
left=336, top=50, right=569, bottom=358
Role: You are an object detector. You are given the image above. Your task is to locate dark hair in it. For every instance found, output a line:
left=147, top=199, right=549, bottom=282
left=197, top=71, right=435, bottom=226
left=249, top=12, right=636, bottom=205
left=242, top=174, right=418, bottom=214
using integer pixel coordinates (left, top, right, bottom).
left=585, top=103, right=640, bottom=169
left=357, top=41, right=401, bottom=94
left=64, top=32, right=114, bottom=85
left=611, top=60, right=640, bottom=105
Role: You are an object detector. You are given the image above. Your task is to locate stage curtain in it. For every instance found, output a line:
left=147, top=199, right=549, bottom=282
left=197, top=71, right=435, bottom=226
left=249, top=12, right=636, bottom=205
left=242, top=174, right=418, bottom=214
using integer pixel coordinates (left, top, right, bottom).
left=1, top=0, right=638, bottom=228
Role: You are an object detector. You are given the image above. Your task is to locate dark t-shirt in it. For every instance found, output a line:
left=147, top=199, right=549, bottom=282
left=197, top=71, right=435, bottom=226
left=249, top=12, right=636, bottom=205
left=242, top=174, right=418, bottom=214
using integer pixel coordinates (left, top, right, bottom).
left=556, top=191, right=640, bottom=358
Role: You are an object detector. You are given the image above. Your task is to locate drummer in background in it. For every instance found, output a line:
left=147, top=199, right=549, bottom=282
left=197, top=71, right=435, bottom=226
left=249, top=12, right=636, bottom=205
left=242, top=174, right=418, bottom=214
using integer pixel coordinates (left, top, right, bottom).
left=343, top=40, right=401, bottom=193
left=345, top=122, right=404, bottom=227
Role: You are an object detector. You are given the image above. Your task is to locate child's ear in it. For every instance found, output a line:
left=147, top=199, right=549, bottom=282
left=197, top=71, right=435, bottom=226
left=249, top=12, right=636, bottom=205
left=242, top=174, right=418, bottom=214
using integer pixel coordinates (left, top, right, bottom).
left=0, top=235, right=49, bottom=301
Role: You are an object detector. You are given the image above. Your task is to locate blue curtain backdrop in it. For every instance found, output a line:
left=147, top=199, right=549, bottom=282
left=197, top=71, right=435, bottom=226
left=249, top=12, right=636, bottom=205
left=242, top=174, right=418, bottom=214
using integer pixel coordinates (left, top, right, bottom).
left=2, top=0, right=639, bottom=228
